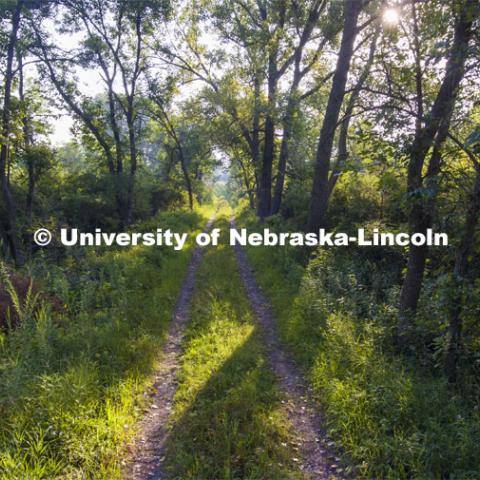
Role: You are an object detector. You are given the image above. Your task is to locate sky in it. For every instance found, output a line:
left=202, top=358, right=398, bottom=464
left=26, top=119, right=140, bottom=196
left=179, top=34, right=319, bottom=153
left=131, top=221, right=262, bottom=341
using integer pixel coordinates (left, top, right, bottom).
left=49, top=69, right=105, bottom=145
left=38, top=14, right=214, bottom=147
left=38, top=5, right=403, bottom=146
left=27, top=21, right=107, bottom=145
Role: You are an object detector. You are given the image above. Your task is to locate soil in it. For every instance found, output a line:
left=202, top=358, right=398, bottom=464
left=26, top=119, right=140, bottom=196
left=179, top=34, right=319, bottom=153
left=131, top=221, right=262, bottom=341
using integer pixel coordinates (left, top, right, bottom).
left=125, top=218, right=215, bottom=480
left=126, top=217, right=344, bottom=480
left=231, top=217, right=343, bottom=480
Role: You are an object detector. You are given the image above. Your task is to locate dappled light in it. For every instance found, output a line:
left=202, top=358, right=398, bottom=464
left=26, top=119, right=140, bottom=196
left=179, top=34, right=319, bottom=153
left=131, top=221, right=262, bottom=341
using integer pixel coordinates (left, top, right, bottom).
left=1, top=0, right=479, bottom=479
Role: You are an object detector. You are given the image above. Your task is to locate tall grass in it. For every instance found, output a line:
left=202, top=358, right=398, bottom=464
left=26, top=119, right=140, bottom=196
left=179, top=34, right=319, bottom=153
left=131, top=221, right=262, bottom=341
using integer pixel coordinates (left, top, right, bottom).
left=0, top=209, right=206, bottom=479
left=163, top=214, right=301, bottom=480
left=239, top=208, right=480, bottom=480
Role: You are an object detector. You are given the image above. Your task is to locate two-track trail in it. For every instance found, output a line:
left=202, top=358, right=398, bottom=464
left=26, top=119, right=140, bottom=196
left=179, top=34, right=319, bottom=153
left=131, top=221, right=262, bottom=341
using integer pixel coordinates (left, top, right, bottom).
left=126, top=213, right=343, bottom=480
left=126, top=217, right=215, bottom=480
left=231, top=217, right=335, bottom=480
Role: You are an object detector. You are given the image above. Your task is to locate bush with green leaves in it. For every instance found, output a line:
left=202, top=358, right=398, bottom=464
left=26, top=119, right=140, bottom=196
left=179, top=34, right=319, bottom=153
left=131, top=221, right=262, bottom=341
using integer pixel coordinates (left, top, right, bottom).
left=240, top=209, right=480, bottom=480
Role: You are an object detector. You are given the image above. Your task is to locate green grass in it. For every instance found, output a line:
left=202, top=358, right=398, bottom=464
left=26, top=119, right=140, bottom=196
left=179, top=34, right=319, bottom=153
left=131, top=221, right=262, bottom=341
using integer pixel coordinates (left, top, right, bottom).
left=238, top=208, right=480, bottom=480
left=163, top=214, right=300, bottom=480
left=0, top=208, right=209, bottom=479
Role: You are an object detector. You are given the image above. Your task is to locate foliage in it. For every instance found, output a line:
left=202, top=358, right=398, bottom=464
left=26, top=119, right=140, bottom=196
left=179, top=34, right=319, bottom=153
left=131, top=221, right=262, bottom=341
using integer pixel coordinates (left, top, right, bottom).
left=0, top=0, right=479, bottom=477
left=239, top=209, right=480, bottom=479
left=0, top=209, right=206, bottom=479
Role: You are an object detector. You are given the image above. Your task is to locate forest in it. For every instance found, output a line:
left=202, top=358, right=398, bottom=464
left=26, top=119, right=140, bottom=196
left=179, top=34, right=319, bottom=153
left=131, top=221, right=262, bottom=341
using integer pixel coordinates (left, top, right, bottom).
left=0, top=0, right=479, bottom=478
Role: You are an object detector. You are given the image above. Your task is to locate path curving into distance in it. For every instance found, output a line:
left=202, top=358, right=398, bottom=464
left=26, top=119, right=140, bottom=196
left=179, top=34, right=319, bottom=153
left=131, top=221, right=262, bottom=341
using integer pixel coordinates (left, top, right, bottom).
left=126, top=217, right=215, bottom=480
left=231, top=217, right=338, bottom=480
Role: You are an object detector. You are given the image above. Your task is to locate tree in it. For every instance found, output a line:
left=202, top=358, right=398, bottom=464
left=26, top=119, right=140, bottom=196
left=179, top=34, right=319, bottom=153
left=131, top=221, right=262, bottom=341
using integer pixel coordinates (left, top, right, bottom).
left=326, top=26, right=380, bottom=199
left=307, top=0, right=367, bottom=232
left=397, top=1, right=478, bottom=343
left=271, top=0, right=333, bottom=215
left=150, top=97, right=194, bottom=210
left=0, top=0, right=25, bottom=265
left=444, top=130, right=480, bottom=381
left=30, top=0, right=171, bottom=226
left=160, top=0, right=337, bottom=218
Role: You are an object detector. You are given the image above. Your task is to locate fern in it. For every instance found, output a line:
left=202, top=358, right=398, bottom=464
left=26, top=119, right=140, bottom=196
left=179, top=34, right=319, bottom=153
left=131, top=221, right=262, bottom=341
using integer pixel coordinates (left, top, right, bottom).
left=0, top=262, right=39, bottom=325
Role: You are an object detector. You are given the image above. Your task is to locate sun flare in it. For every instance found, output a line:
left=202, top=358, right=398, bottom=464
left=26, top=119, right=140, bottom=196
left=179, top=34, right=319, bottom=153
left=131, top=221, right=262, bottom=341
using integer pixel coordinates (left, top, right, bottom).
left=383, top=8, right=400, bottom=24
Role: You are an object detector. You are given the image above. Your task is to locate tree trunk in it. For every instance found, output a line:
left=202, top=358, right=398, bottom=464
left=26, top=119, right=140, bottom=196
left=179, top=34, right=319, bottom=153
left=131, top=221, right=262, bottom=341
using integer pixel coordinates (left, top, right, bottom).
left=271, top=0, right=328, bottom=215
left=328, top=28, right=379, bottom=198
left=271, top=95, right=295, bottom=215
left=238, top=156, right=255, bottom=209
left=18, top=48, right=35, bottom=254
left=124, top=13, right=142, bottom=225
left=104, top=78, right=126, bottom=226
left=178, top=148, right=193, bottom=210
left=252, top=72, right=261, bottom=209
left=0, top=1, right=24, bottom=266
left=445, top=165, right=480, bottom=382
left=307, top=0, right=364, bottom=232
left=125, top=116, right=137, bottom=224
left=398, top=5, right=476, bottom=339
left=257, top=54, right=278, bottom=219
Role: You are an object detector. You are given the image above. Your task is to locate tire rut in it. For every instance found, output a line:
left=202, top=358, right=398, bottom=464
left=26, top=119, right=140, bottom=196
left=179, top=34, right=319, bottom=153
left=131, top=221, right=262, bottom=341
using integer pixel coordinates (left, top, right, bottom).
left=125, top=217, right=215, bottom=480
left=231, top=217, right=341, bottom=480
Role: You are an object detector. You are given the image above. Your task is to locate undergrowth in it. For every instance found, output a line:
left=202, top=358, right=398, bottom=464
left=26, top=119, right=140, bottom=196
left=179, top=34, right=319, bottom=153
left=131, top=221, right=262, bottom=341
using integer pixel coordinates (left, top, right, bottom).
left=0, top=207, right=210, bottom=479
left=238, top=208, right=480, bottom=480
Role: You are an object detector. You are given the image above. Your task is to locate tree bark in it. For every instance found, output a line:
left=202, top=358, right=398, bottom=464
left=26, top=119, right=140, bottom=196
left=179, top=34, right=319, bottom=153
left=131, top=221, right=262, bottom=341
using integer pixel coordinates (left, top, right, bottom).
left=328, top=28, right=379, bottom=198
left=257, top=52, right=278, bottom=219
left=178, top=146, right=194, bottom=210
left=271, top=0, right=328, bottom=215
left=445, top=161, right=480, bottom=382
left=125, top=12, right=142, bottom=225
left=271, top=92, right=295, bottom=215
left=398, top=5, right=476, bottom=339
left=307, top=0, right=364, bottom=232
left=0, top=1, right=25, bottom=266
